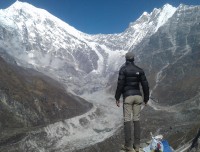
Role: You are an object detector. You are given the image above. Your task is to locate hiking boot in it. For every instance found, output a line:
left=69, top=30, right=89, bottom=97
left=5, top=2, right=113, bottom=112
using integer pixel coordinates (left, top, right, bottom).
left=133, top=144, right=140, bottom=152
left=124, top=121, right=132, bottom=148
left=121, top=145, right=136, bottom=152
left=133, top=121, right=140, bottom=152
left=134, top=147, right=139, bottom=152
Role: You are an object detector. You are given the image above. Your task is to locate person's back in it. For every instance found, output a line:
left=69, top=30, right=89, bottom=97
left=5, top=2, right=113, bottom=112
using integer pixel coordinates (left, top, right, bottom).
left=115, top=61, right=149, bottom=101
left=115, top=52, right=149, bottom=152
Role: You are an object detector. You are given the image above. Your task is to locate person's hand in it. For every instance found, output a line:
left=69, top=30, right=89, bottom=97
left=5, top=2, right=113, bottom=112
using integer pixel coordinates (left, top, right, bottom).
left=116, top=100, right=120, bottom=107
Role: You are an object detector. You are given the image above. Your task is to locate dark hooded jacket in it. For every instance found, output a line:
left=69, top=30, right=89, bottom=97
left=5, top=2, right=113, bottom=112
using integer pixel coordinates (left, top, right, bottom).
left=115, top=60, right=149, bottom=103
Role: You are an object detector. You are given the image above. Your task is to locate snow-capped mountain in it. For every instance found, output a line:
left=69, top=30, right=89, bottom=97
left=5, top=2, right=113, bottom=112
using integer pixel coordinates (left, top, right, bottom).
left=132, top=4, right=200, bottom=106
left=91, top=4, right=176, bottom=52
left=0, top=1, right=176, bottom=94
left=1, top=1, right=200, bottom=152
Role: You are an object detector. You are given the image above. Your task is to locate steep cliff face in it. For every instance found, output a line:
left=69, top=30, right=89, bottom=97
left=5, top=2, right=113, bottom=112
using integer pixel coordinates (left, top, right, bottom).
left=131, top=4, right=200, bottom=106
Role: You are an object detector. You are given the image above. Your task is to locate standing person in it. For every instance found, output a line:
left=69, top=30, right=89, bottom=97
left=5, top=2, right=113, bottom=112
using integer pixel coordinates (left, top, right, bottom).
left=115, top=52, right=149, bottom=152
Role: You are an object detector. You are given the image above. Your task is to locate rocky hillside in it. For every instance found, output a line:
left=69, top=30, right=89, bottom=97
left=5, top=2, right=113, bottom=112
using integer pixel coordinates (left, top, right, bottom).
left=0, top=52, right=92, bottom=146
left=133, top=4, right=200, bottom=106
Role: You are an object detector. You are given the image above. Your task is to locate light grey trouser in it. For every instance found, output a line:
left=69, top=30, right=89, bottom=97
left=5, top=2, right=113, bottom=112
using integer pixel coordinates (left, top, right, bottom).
left=123, top=95, right=143, bottom=122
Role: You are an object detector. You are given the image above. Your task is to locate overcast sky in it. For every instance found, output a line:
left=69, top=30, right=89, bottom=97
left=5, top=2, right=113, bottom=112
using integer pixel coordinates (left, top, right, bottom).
left=0, top=0, right=200, bottom=34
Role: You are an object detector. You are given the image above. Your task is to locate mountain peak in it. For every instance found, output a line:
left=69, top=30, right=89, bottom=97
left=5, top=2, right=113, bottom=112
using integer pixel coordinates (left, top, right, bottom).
left=3, top=1, right=86, bottom=39
left=142, top=11, right=149, bottom=16
left=162, top=3, right=174, bottom=9
left=6, top=0, right=48, bottom=16
left=8, top=0, right=34, bottom=10
left=161, top=3, right=177, bottom=14
left=11, top=0, right=29, bottom=6
left=154, top=3, right=176, bottom=31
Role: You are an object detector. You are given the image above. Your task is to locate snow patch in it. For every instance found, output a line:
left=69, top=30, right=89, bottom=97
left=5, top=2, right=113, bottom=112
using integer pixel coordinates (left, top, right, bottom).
left=155, top=4, right=177, bottom=31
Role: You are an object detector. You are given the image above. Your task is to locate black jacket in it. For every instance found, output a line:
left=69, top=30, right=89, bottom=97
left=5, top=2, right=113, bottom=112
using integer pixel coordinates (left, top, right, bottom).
left=115, top=61, right=149, bottom=103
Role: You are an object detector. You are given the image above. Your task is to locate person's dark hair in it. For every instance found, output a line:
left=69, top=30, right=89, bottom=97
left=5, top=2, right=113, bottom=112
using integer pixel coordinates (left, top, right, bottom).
left=125, top=52, right=134, bottom=61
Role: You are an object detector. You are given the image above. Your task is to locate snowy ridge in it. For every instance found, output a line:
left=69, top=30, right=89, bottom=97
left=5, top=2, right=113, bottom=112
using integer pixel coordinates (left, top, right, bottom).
left=126, top=4, right=176, bottom=50
left=155, top=4, right=176, bottom=31
left=5, top=1, right=88, bottom=40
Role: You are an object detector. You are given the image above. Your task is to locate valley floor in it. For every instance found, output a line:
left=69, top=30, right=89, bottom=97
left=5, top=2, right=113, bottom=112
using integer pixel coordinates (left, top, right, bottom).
left=1, top=90, right=200, bottom=152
